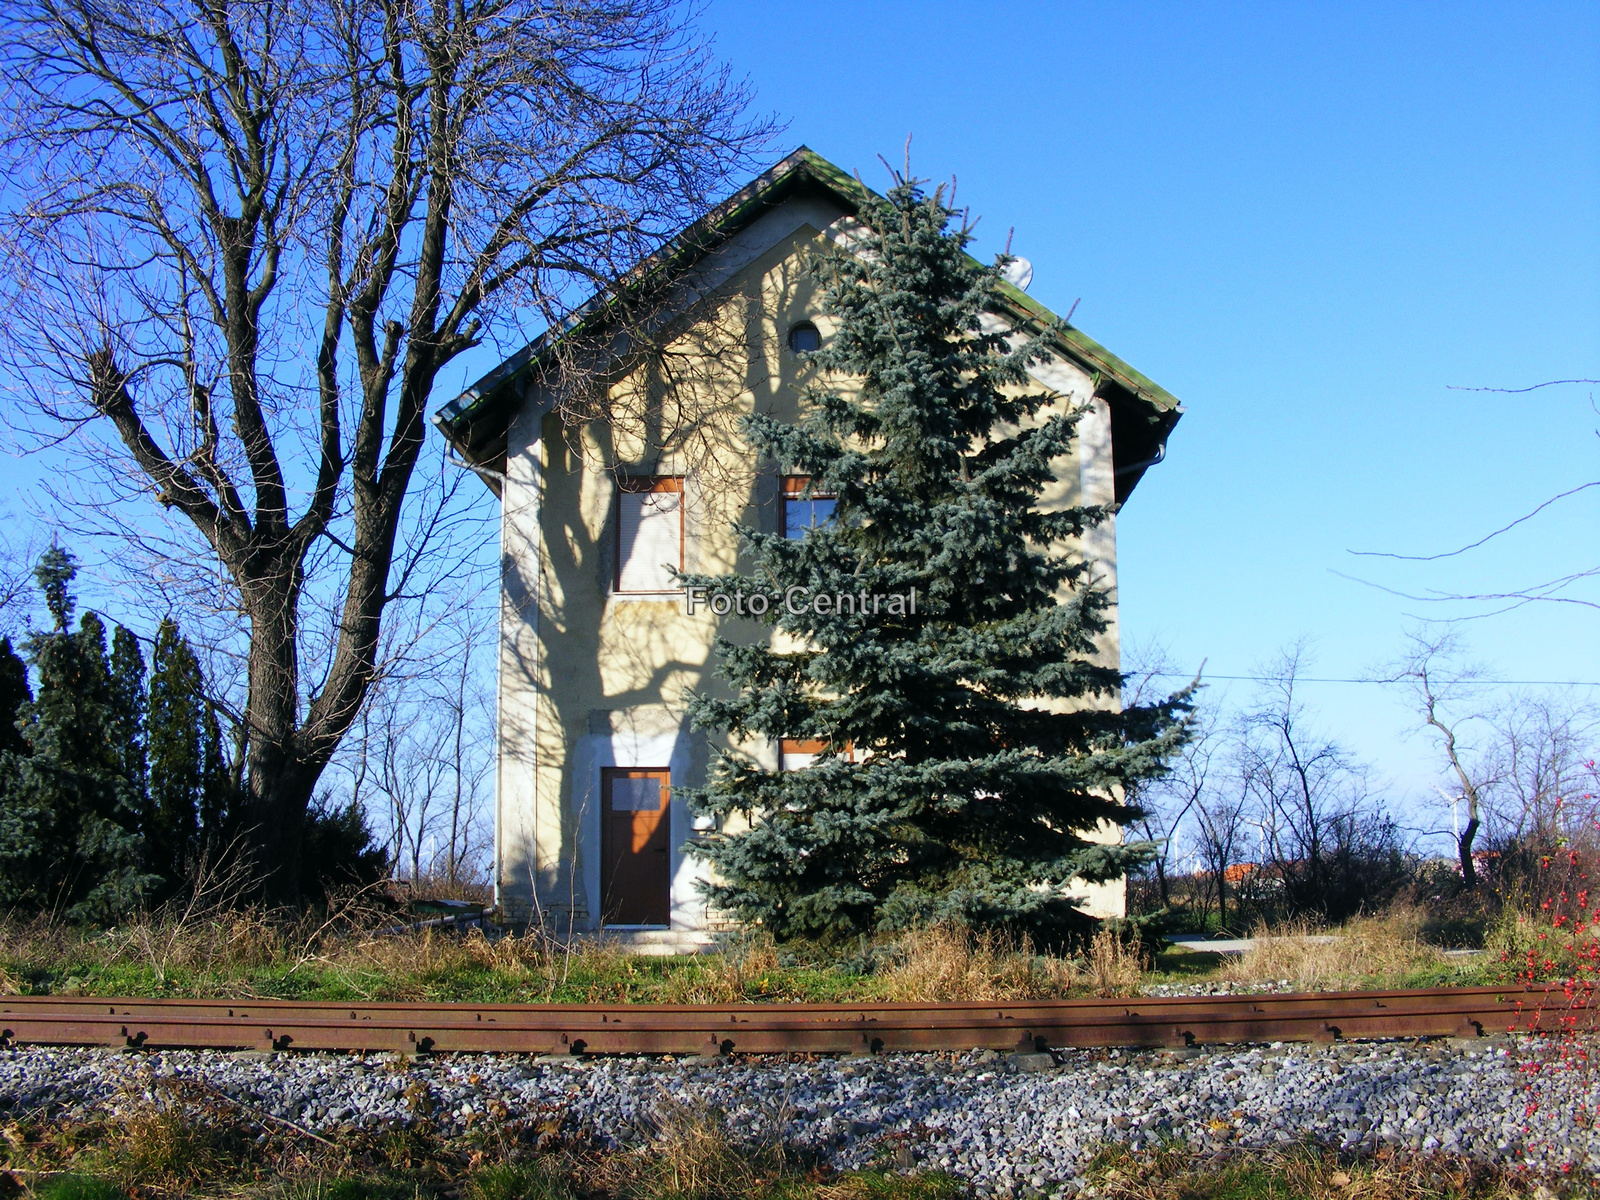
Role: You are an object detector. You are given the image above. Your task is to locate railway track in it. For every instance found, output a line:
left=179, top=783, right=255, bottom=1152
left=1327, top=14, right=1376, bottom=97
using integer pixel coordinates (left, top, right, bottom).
left=0, top=986, right=1574, bottom=1057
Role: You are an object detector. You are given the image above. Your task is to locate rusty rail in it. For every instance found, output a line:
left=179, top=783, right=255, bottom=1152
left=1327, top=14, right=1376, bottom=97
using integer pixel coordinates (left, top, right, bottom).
left=0, top=986, right=1573, bottom=1057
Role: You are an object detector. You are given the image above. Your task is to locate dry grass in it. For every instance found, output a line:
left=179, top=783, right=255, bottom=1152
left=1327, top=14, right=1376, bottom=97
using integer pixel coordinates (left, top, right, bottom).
left=872, top=924, right=1143, bottom=1002
left=1221, top=907, right=1449, bottom=991
left=873, top=924, right=1070, bottom=1002
left=1081, top=927, right=1145, bottom=998
left=0, top=903, right=1153, bottom=1005
left=641, top=1100, right=771, bottom=1200
left=656, top=936, right=784, bottom=1004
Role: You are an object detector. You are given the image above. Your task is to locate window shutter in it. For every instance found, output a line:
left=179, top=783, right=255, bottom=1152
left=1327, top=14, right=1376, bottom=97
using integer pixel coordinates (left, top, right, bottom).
left=617, top=487, right=682, bottom=591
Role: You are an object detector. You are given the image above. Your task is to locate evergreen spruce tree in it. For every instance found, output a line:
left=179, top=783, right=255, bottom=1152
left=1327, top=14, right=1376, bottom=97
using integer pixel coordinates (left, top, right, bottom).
left=0, top=548, right=153, bottom=919
left=109, top=623, right=148, bottom=811
left=0, top=638, right=30, bottom=758
left=146, top=618, right=213, bottom=888
left=683, top=173, right=1190, bottom=944
left=199, top=700, right=232, bottom=840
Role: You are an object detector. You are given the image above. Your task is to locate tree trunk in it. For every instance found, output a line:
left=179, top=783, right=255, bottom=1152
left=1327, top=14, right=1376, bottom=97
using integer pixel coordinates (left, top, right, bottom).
left=236, top=561, right=319, bottom=899
left=1458, top=815, right=1480, bottom=889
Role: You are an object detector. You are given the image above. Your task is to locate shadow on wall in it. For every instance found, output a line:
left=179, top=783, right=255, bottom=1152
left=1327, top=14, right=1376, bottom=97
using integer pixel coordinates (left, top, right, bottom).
left=500, top=240, right=821, bottom=933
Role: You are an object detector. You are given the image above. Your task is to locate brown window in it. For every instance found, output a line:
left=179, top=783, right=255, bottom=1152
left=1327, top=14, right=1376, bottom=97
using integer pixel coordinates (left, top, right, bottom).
left=779, top=737, right=856, bottom=770
left=781, top=475, right=836, bottom=540
left=616, top=476, right=684, bottom=593
left=600, top=768, right=671, bottom=926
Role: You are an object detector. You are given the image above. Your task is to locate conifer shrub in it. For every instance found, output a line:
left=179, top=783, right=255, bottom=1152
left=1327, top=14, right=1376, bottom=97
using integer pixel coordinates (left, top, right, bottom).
left=0, top=547, right=152, bottom=919
left=0, top=547, right=385, bottom=919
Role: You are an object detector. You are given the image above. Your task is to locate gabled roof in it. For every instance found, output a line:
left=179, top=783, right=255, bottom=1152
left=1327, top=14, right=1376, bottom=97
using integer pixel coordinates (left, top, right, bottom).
left=434, top=146, right=1182, bottom=499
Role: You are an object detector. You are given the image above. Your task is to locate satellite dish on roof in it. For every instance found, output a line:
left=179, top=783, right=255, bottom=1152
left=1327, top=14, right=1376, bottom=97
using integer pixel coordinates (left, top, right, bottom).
left=1000, top=256, right=1033, bottom=291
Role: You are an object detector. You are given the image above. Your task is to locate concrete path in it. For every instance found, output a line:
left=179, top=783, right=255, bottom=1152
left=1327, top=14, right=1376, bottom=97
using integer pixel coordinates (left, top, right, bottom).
left=1164, top=933, right=1483, bottom=957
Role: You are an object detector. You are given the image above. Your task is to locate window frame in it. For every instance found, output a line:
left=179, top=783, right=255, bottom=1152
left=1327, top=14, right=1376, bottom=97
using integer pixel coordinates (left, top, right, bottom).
left=614, top=475, right=686, bottom=595
left=780, top=475, right=837, bottom=541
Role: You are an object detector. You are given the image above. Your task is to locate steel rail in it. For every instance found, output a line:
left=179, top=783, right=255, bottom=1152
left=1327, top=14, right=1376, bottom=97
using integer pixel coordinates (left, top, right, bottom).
left=0, top=986, right=1575, bottom=1057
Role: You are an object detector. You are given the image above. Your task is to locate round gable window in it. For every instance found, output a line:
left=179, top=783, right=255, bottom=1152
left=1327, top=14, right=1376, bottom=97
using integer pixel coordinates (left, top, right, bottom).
left=787, top=322, right=821, bottom=353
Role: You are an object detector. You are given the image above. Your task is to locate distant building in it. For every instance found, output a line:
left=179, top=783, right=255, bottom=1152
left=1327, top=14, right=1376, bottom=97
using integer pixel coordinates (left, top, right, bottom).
left=435, top=148, right=1182, bottom=950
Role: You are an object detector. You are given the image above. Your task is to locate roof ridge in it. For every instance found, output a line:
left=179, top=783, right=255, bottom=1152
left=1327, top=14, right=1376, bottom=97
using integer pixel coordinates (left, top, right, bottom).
left=435, top=147, right=1180, bottom=457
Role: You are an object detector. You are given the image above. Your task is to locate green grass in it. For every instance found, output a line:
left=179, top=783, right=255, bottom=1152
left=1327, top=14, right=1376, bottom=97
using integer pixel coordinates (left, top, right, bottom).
left=1086, top=1141, right=1555, bottom=1199
left=1143, top=945, right=1229, bottom=987
left=469, top=1162, right=580, bottom=1200
left=31, top=1177, right=130, bottom=1200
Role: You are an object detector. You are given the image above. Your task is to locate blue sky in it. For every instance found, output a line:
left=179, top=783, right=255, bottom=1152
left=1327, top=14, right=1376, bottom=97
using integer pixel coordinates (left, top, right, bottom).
left=697, top=0, right=1600, bottom=799
left=3, top=1, right=1594, bottom=820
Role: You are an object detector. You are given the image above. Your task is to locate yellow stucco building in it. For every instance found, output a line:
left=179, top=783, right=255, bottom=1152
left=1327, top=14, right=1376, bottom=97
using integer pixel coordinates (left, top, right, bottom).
left=435, top=148, right=1181, bottom=951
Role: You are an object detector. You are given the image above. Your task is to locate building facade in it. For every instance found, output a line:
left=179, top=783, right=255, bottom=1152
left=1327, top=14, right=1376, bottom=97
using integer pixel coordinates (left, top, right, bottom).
left=435, top=148, right=1182, bottom=950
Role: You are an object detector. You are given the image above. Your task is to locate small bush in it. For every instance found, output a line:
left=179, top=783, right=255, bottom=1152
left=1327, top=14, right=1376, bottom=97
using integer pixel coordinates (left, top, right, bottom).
left=301, top=797, right=389, bottom=896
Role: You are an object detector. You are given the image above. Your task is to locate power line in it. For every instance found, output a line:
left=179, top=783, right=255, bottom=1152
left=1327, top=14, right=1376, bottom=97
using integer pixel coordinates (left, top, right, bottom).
left=1139, top=672, right=1600, bottom=687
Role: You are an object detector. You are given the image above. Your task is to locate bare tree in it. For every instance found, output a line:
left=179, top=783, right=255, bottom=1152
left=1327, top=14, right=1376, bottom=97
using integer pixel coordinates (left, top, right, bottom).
left=0, top=0, right=773, bottom=895
left=1390, top=629, right=1494, bottom=887
left=1122, top=644, right=1213, bottom=911
left=1234, top=644, right=1395, bottom=919
left=1194, top=787, right=1246, bottom=930
left=436, top=612, right=491, bottom=886
left=336, top=602, right=492, bottom=888
left=1481, top=691, right=1599, bottom=849
left=0, top=527, right=41, bottom=638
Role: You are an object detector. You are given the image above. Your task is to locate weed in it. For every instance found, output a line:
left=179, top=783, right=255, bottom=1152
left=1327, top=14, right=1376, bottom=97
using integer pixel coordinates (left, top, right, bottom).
left=0, top=913, right=1143, bottom=1005
left=872, top=924, right=1073, bottom=1003
left=802, top=1172, right=968, bottom=1200
left=1082, top=927, right=1145, bottom=998
left=375, top=1128, right=440, bottom=1171
left=658, top=935, right=785, bottom=1004
left=43, top=1087, right=266, bottom=1193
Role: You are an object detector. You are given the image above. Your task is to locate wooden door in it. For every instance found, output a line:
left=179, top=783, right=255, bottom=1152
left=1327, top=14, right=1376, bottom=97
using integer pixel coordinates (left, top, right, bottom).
left=601, top=768, right=671, bottom=926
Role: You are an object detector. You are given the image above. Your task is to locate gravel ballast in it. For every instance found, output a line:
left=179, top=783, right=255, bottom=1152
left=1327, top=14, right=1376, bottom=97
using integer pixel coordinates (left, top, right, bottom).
left=0, top=1039, right=1593, bottom=1192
